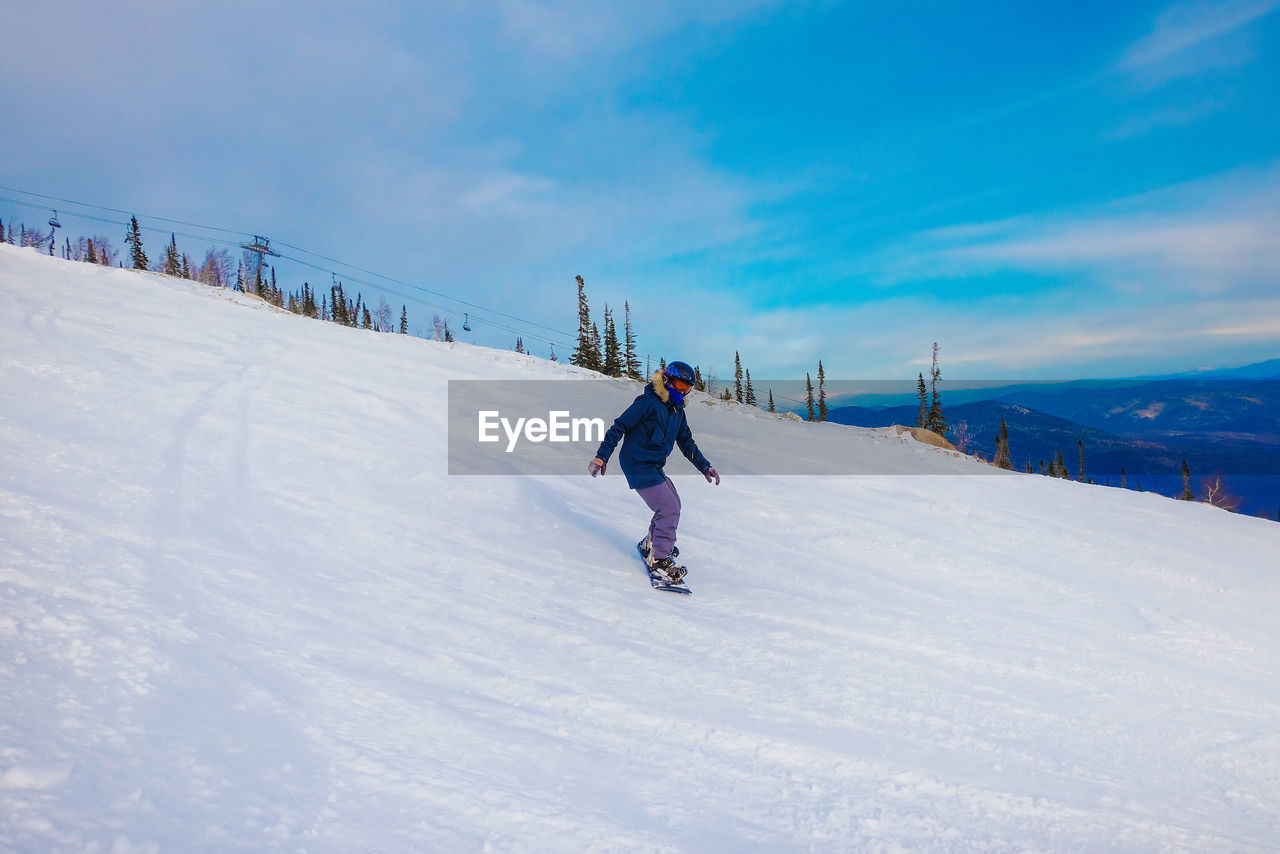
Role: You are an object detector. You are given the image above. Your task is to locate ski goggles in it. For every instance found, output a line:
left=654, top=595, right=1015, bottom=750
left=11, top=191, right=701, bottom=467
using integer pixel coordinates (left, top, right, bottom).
left=666, top=375, right=693, bottom=394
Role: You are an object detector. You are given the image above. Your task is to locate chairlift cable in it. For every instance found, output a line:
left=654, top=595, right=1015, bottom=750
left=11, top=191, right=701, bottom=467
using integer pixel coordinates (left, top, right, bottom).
left=1, top=186, right=587, bottom=347
left=0, top=185, right=250, bottom=237
left=272, top=239, right=572, bottom=337
left=276, top=252, right=574, bottom=350
left=0, top=197, right=248, bottom=250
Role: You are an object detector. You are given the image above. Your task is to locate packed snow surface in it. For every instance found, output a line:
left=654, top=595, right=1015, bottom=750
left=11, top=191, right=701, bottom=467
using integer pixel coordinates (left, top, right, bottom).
left=2, top=244, right=1279, bottom=853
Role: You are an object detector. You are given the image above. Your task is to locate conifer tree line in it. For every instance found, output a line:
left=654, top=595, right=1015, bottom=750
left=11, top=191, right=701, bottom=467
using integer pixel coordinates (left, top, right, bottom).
left=914, top=342, right=947, bottom=436
left=783, top=359, right=829, bottom=422
left=568, top=275, right=646, bottom=381
left=992, top=413, right=1259, bottom=517
left=14, top=219, right=1272, bottom=520
left=729, top=351, right=761, bottom=407
left=569, top=277, right=786, bottom=411
left=1, top=214, right=491, bottom=341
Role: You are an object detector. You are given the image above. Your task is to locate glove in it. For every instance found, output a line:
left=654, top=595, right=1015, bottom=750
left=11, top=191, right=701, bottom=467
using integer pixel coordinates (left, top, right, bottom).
left=703, top=466, right=720, bottom=485
left=588, top=457, right=607, bottom=477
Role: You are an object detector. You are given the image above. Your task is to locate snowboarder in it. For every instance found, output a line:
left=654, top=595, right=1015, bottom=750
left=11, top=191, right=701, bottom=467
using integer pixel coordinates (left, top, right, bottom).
left=588, top=361, right=720, bottom=584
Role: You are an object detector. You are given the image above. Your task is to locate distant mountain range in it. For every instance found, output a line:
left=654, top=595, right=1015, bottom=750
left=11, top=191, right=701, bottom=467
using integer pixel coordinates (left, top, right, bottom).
left=829, top=400, right=1182, bottom=475
left=1161, top=358, right=1280, bottom=380
left=824, top=361, right=1280, bottom=518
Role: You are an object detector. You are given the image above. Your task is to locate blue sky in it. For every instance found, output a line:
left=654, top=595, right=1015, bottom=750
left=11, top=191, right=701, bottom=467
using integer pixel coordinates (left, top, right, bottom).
left=2, top=0, right=1278, bottom=379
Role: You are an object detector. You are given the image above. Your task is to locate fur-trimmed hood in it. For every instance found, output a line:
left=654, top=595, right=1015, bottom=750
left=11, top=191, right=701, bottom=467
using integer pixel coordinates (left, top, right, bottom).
left=649, top=369, right=670, bottom=403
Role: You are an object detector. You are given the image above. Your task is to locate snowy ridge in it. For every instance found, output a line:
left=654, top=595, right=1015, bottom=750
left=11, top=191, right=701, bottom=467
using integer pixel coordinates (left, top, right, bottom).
left=1, top=244, right=1279, bottom=853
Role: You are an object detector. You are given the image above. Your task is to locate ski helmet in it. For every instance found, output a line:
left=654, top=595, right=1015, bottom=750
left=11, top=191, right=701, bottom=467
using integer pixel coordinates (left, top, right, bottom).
left=664, top=360, right=696, bottom=402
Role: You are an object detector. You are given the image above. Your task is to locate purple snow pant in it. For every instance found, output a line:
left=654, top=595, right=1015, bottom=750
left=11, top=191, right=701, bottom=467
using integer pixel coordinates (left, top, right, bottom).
left=636, top=476, right=682, bottom=560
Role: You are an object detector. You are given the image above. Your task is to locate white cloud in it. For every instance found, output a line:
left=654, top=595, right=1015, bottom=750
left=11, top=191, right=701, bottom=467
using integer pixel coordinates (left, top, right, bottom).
left=1120, top=0, right=1278, bottom=68
left=866, top=165, right=1280, bottom=299
left=494, top=0, right=790, bottom=59
left=0, top=0, right=780, bottom=342
left=949, top=217, right=1280, bottom=290
left=663, top=285, right=1280, bottom=380
left=1118, top=0, right=1279, bottom=83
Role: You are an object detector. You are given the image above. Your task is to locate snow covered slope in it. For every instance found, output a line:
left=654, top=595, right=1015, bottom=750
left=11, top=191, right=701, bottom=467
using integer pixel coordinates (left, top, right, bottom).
left=2, top=244, right=1279, bottom=853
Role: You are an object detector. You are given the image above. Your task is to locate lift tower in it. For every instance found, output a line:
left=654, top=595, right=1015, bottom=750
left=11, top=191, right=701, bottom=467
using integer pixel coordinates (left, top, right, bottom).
left=240, top=236, right=280, bottom=297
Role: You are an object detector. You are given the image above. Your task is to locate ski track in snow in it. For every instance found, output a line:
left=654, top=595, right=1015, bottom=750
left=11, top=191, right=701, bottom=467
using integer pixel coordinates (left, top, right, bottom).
left=2, top=244, right=1279, bottom=852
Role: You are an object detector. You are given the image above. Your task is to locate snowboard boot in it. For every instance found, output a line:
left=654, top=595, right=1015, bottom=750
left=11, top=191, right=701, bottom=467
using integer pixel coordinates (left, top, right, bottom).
left=637, top=536, right=678, bottom=562
left=648, top=555, right=687, bottom=584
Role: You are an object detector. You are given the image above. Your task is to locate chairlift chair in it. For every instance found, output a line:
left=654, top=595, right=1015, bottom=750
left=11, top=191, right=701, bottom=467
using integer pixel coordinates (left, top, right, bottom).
left=462, top=313, right=471, bottom=332
left=48, top=210, right=61, bottom=230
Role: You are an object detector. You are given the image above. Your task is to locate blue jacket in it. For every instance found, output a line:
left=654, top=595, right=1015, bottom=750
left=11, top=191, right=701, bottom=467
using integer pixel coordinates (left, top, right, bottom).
left=595, top=373, right=712, bottom=490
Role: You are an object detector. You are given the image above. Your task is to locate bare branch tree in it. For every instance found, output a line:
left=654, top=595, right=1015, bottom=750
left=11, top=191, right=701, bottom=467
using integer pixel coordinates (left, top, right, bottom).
left=375, top=297, right=393, bottom=332
left=90, top=236, right=118, bottom=266
left=1200, top=476, right=1241, bottom=512
left=21, top=227, right=50, bottom=248
left=197, top=248, right=232, bottom=287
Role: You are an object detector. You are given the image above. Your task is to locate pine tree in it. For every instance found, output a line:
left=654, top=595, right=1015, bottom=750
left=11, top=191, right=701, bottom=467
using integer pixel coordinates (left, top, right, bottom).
left=694, top=366, right=704, bottom=392
left=767, top=389, right=776, bottom=414
left=515, top=337, right=525, bottom=354
left=362, top=306, right=373, bottom=329
left=734, top=352, right=744, bottom=403
left=722, top=387, right=732, bottom=401
left=399, top=305, right=408, bottom=334
left=589, top=323, right=602, bottom=370
left=994, top=418, right=1013, bottom=469
left=1056, top=449, right=1070, bottom=480
left=125, top=216, right=148, bottom=270
left=744, top=369, right=757, bottom=406
left=570, top=275, right=599, bottom=371
left=1121, top=466, right=1127, bottom=489
left=444, top=320, right=454, bottom=343
left=805, top=373, right=815, bottom=421
left=1181, top=459, right=1194, bottom=500
left=602, top=306, right=623, bottom=376
left=623, top=302, right=641, bottom=379
left=0, top=219, right=5, bottom=242
left=1078, top=440, right=1086, bottom=483
left=925, top=342, right=947, bottom=436
left=86, top=238, right=98, bottom=264
left=162, top=234, right=181, bottom=276
left=916, top=373, right=928, bottom=428
left=817, top=360, right=827, bottom=422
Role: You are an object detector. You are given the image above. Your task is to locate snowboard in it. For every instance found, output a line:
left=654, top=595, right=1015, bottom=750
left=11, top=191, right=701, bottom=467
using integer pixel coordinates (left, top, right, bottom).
left=636, top=540, right=691, bottom=595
